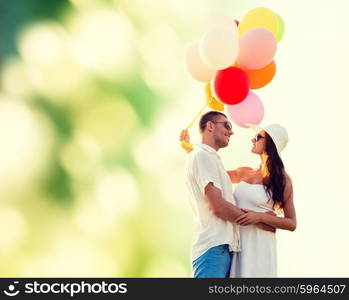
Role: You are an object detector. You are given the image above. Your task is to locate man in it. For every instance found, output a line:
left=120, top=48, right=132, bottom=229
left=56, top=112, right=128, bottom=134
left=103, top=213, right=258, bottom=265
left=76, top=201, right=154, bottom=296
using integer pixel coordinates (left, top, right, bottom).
left=184, top=111, right=274, bottom=278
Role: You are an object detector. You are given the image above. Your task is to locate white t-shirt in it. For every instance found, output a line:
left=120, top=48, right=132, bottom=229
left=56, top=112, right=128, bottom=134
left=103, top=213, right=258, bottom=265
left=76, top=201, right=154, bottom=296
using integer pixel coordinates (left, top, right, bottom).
left=185, top=143, right=240, bottom=261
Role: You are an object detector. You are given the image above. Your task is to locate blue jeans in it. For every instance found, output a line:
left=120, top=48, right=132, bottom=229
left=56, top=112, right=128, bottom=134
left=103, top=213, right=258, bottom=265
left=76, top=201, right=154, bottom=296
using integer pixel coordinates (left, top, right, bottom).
left=192, top=244, right=233, bottom=278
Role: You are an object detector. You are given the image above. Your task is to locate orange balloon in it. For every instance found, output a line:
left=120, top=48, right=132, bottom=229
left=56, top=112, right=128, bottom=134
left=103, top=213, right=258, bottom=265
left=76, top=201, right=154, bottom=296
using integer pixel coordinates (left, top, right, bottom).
left=236, top=61, right=276, bottom=89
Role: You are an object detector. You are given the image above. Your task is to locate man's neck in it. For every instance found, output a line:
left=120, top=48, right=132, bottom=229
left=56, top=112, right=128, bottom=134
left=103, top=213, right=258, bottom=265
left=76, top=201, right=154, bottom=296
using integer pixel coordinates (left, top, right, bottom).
left=201, top=137, right=219, bottom=151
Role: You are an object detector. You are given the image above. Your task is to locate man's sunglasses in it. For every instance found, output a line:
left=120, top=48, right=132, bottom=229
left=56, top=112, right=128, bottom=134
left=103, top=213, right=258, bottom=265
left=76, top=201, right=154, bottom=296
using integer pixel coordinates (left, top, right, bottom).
left=212, top=121, right=232, bottom=130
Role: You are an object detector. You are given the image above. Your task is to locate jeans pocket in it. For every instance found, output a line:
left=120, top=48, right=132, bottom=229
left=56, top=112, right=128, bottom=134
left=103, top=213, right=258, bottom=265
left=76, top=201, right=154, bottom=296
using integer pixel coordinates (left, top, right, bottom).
left=210, top=245, right=227, bottom=255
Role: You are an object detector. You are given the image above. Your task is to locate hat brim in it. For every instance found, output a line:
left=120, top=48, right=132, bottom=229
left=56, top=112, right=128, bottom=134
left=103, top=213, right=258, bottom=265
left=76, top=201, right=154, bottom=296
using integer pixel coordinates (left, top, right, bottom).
left=246, top=123, right=285, bottom=156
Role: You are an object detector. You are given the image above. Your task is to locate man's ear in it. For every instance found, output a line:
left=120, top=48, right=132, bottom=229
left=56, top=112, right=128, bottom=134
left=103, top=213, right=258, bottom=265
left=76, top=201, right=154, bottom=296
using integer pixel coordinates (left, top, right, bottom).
left=206, top=121, right=214, bottom=132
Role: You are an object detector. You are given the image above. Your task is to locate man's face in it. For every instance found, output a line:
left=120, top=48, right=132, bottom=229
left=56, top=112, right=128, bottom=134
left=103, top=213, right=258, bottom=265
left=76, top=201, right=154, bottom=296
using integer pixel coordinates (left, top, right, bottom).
left=211, top=115, right=233, bottom=148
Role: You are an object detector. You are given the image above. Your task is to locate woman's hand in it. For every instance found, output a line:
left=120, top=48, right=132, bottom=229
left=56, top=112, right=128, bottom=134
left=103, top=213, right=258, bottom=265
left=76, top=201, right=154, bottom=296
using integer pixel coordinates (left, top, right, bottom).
left=235, top=209, right=262, bottom=225
left=179, top=129, right=193, bottom=153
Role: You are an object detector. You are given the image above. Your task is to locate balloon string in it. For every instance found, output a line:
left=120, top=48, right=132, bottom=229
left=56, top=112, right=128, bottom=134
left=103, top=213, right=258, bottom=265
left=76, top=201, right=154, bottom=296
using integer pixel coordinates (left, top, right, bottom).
left=186, top=103, right=207, bottom=130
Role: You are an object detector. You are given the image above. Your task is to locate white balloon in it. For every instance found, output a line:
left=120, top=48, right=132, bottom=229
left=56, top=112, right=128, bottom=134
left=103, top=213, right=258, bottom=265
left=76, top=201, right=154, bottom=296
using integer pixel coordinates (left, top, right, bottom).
left=204, top=14, right=238, bottom=33
left=200, top=29, right=239, bottom=70
left=185, top=42, right=215, bottom=82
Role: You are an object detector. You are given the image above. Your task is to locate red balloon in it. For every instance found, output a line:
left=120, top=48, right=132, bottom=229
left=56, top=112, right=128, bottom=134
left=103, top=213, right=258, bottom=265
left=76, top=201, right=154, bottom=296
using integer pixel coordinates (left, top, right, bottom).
left=234, top=20, right=239, bottom=26
left=212, top=67, right=250, bottom=105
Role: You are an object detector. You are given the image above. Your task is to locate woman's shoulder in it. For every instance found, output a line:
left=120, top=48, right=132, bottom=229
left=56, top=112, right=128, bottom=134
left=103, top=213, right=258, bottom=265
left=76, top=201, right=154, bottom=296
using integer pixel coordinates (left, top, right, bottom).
left=228, top=166, right=253, bottom=174
left=227, top=167, right=253, bottom=183
left=238, top=166, right=254, bottom=171
left=284, top=172, right=293, bottom=185
left=236, top=166, right=254, bottom=176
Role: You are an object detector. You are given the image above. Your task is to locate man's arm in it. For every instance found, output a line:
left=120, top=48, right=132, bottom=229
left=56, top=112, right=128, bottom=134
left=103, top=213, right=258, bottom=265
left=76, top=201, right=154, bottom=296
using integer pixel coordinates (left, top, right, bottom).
left=205, top=183, right=243, bottom=222
left=205, top=183, right=276, bottom=233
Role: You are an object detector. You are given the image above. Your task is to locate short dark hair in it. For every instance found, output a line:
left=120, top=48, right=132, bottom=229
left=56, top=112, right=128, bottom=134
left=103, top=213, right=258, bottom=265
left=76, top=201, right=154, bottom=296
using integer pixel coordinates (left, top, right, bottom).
left=199, top=111, right=227, bottom=132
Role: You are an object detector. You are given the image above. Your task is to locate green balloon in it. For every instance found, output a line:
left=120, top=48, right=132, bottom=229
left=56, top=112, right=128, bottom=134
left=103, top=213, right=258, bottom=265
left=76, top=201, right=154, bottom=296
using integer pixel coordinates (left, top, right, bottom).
left=275, top=14, right=285, bottom=42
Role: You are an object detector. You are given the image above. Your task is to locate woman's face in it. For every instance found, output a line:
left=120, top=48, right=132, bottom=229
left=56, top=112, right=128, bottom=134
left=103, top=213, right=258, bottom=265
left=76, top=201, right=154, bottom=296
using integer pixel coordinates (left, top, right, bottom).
left=251, top=130, right=266, bottom=154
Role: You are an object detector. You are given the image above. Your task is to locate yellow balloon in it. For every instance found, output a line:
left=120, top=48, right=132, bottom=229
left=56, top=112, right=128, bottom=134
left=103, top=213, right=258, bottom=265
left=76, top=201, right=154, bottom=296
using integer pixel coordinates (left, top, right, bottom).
left=205, top=83, right=224, bottom=111
left=238, top=7, right=278, bottom=38
left=180, top=140, right=193, bottom=152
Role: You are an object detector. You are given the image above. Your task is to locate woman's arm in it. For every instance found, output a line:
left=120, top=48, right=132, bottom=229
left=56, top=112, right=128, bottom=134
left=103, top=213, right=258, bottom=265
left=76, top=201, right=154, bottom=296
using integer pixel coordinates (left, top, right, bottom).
left=227, top=167, right=252, bottom=184
left=227, top=170, right=240, bottom=183
left=261, top=176, right=297, bottom=231
left=235, top=176, right=297, bottom=231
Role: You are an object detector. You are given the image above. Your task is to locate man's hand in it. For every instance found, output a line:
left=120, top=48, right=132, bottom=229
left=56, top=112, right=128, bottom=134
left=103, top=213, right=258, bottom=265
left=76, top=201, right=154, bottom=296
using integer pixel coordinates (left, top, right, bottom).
left=179, top=129, right=193, bottom=153
left=235, top=209, right=262, bottom=225
left=179, top=129, right=190, bottom=143
left=236, top=209, right=276, bottom=233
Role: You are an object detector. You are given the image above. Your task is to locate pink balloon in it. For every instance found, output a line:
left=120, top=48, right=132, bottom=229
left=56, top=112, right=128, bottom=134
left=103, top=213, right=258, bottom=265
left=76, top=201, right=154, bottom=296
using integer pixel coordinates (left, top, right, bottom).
left=237, top=28, right=277, bottom=70
left=226, top=91, right=264, bottom=128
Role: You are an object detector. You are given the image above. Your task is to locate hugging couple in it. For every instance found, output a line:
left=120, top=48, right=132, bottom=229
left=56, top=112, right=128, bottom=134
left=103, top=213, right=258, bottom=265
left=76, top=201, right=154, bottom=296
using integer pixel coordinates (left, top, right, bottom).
left=180, top=111, right=297, bottom=278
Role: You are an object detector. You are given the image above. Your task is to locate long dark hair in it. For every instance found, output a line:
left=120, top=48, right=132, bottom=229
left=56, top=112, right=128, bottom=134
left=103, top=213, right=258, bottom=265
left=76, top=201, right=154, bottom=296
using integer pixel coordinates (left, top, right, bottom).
left=262, top=132, right=286, bottom=210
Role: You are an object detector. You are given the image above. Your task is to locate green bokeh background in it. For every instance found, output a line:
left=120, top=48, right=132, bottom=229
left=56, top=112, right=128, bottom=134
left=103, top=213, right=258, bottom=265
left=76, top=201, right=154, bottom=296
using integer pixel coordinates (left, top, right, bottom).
left=5, top=0, right=348, bottom=278
left=1, top=0, right=217, bottom=276
left=1, top=0, right=253, bottom=277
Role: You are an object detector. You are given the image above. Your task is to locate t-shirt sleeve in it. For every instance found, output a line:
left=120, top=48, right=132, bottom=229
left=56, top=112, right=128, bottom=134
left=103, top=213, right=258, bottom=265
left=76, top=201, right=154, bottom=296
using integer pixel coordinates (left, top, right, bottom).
left=192, top=151, right=222, bottom=194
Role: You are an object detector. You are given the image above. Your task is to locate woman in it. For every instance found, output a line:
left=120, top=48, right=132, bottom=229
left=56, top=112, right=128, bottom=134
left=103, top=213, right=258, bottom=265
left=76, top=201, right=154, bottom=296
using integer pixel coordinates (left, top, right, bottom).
left=179, top=123, right=297, bottom=277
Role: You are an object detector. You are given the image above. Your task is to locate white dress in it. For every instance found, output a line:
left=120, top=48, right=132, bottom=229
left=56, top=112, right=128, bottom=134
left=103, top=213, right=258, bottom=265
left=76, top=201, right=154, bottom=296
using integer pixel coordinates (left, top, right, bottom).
left=230, top=181, right=277, bottom=277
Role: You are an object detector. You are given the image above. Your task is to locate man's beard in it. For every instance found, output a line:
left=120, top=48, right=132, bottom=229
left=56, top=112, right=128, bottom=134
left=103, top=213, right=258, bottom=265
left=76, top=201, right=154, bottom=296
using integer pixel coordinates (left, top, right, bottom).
left=214, top=134, right=228, bottom=148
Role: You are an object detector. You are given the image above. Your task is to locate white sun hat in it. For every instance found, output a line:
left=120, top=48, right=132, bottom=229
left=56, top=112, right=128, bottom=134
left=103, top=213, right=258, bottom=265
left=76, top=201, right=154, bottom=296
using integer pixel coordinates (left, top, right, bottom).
left=247, top=123, right=289, bottom=155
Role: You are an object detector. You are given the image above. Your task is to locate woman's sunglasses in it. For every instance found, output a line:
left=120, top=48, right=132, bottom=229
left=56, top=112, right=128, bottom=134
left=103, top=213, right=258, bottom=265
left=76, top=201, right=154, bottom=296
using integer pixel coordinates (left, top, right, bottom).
left=254, top=134, right=265, bottom=142
left=212, top=121, right=232, bottom=130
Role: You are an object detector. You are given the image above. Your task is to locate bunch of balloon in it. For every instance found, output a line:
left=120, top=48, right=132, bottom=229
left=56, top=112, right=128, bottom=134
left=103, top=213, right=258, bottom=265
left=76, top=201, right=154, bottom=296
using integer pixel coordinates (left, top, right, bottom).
left=185, top=7, right=285, bottom=130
